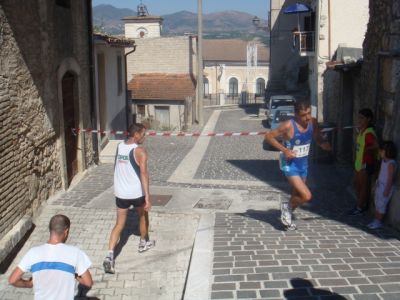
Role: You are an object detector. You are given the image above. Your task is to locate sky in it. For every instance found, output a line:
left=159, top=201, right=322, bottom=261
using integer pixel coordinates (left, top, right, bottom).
left=92, top=0, right=270, bottom=18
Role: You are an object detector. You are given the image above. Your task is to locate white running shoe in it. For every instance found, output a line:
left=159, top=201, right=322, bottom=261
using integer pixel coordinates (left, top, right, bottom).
left=280, top=202, right=292, bottom=226
left=103, top=256, right=115, bottom=274
left=138, top=239, right=155, bottom=253
left=281, top=202, right=297, bottom=230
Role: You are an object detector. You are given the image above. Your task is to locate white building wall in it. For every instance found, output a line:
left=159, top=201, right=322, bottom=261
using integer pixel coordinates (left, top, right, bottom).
left=95, top=44, right=127, bottom=133
left=204, top=65, right=269, bottom=94
left=125, top=22, right=161, bottom=39
left=317, top=0, right=369, bottom=59
left=310, top=0, right=369, bottom=121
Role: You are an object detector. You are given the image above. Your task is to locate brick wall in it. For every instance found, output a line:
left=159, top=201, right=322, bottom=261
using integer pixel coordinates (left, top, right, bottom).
left=126, top=36, right=196, bottom=81
left=0, top=0, right=95, bottom=261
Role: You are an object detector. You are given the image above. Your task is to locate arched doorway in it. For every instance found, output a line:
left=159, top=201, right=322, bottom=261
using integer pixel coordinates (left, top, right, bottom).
left=229, top=77, right=238, bottom=97
left=256, top=78, right=266, bottom=97
left=61, top=72, right=78, bottom=185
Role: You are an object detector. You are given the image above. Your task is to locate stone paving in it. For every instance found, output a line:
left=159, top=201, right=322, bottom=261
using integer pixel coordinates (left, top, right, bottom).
left=1, top=106, right=400, bottom=300
left=0, top=204, right=199, bottom=300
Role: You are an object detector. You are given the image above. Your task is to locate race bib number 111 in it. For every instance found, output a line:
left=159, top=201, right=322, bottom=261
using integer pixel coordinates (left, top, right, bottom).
left=293, top=144, right=310, bottom=158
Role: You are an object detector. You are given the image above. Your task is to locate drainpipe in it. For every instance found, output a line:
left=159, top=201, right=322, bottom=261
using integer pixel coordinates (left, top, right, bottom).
left=87, top=0, right=98, bottom=162
left=328, top=0, right=331, bottom=59
left=125, top=45, right=137, bottom=129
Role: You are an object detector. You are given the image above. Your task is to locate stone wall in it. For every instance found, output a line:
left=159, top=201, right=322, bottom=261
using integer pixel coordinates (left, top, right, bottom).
left=357, top=0, right=400, bottom=228
left=0, top=0, right=95, bottom=262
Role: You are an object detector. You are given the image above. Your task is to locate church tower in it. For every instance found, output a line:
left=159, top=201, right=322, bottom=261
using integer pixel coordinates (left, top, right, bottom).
left=122, top=1, right=163, bottom=39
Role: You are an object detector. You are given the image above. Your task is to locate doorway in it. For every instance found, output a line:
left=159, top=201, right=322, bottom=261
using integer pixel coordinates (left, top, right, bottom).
left=62, top=72, right=78, bottom=185
left=155, top=106, right=170, bottom=129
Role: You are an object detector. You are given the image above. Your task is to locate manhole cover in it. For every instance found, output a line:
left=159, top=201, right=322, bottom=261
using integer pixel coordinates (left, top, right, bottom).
left=152, top=194, right=172, bottom=206
left=194, top=198, right=232, bottom=210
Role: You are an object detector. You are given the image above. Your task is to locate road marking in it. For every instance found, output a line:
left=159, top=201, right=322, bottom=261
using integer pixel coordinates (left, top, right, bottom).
left=168, top=110, right=221, bottom=183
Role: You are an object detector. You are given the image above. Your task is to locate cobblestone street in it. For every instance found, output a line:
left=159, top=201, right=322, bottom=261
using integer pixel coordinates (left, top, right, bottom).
left=1, top=107, right=400, bottom=300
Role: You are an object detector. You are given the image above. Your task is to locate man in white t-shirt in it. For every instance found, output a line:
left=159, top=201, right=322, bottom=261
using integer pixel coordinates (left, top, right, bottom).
left=8, top=214, right=93, bottom=300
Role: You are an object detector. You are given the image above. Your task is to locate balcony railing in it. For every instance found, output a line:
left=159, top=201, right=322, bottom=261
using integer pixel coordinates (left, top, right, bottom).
left=293, top=31, right=315, bottom=56
left=203, top=93, right=265, bottom=107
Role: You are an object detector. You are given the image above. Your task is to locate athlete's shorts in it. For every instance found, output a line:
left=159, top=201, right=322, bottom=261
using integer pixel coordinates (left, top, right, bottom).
left=116, top=196, right=145, bottom=209
left=374, top=182, right=394, bottom=214
left=282, top=165, right=308, bottom=179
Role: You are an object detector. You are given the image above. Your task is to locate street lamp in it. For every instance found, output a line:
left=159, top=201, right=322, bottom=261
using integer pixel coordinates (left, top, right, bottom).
left=252, top=16, right=269, bottom=31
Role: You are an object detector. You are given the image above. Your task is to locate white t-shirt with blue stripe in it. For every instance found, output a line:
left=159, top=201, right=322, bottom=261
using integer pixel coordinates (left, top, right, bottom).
left=18, top=243, right=91, bottom=300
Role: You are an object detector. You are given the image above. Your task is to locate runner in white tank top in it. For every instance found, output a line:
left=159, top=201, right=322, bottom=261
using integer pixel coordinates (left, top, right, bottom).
left=114, top=142, right=143, bottom=199
left=103, top=124, right=155, bottom=274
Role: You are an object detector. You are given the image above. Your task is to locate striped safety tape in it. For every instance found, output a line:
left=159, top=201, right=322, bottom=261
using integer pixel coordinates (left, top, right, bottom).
left=71, top=126, right=354, bottom=137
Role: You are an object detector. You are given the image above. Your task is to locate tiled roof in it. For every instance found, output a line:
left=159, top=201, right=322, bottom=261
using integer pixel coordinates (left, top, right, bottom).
left=203, top=39, right=270, bottom=62
left=128, top=73, right=196, bottom=101
left=93, top=33, right=135, bottom=47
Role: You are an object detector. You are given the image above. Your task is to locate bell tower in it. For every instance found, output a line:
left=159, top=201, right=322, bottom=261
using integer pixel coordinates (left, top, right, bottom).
left=122, top=1, right=163, bottom=39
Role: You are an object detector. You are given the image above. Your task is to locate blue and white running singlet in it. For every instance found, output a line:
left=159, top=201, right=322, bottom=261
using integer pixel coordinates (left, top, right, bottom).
left=279, top=119, right=313, bottom=178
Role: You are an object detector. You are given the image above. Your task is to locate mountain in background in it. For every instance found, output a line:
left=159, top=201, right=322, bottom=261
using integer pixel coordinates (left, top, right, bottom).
left=93, top=4, right=136, bottom=34
left=92, top=4, right=269, bottom=41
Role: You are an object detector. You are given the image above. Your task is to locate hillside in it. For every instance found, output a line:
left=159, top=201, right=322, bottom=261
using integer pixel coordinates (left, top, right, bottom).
left=92, top=5, right=269, bottom=41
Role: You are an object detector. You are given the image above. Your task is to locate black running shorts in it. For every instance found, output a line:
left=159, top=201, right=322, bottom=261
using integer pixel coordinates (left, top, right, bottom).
left=116, top=196, right=145, bottom=209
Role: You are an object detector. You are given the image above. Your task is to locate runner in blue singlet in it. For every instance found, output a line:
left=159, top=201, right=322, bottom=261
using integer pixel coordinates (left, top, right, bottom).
left=265, top=100, right=331, bottom=230
left=279, top=118, right=313, bottom=179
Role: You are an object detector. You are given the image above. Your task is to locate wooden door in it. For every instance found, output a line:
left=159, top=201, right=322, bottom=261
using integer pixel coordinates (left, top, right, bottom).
left=62, top=72, right=78, bottom=185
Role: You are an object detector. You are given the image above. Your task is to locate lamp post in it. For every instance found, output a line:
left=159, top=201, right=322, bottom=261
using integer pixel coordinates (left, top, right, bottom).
left=252, top=16, right=269, bottom=31
left=196, top=0, right=204, bottom=125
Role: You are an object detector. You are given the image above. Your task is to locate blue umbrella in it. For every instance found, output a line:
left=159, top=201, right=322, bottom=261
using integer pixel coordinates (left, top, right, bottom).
left=283, top=3, right=311, bottom=30
left=283, top=3, right=311, bottom=14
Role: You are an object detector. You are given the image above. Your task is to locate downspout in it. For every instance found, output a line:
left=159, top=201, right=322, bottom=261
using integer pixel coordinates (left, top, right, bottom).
left=87, top=0, right=98, bottom=163
left=125, top=45, right=136, bottom=128
left=328, top=0, right=331, bottom=59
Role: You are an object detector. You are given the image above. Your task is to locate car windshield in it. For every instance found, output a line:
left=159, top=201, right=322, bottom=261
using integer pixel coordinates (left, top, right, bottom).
left=274, top=110, right=294, bottom=123
left=271, top=99, right=294, bottom=108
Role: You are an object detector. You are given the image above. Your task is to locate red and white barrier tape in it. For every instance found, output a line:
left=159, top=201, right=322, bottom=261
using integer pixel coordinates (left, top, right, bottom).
left=71, top=126, right=354, bottom=137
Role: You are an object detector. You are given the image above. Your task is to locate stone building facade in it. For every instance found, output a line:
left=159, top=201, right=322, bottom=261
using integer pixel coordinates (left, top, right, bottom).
left=356, top=0, right=400, bottom=228
left=0, top=0, right=96, bottom=263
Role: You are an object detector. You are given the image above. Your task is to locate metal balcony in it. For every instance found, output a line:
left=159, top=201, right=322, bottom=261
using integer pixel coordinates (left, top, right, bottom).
left=293, top=31, right=315, bottom=56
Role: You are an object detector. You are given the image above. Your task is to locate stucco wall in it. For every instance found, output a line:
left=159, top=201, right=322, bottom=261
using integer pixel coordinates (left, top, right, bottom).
left=318, top=0, right=369, bottom=58
left=94, top=43, right=127, bottom=134
left=125, top=22, right=161, bottom=39
left=311, top=0, right=369, bottom=121
left=0, top=0, right=94, bottom=261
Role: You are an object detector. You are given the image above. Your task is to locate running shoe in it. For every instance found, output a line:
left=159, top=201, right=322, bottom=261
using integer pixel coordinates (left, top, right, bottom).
left=286, top=223, right=297, bottom=231
left=280, top=202, right=292, bottom=226
left=103, top=256, right=115, bottom=274
left=347, top=207, right=364, bottom=216
left=367, top=220, right=382, bottom=229
left=138, top=239, right=155, bottom=253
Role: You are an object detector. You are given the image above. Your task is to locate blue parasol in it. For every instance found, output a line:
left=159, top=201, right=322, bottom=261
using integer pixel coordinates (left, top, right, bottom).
left=283, top=3, right=311, bottom=30
left=283, top=3, right=311, bottom=14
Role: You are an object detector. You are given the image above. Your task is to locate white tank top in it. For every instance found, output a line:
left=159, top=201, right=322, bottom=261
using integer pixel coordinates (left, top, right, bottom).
left=114, top=142, right=143, bottom=199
